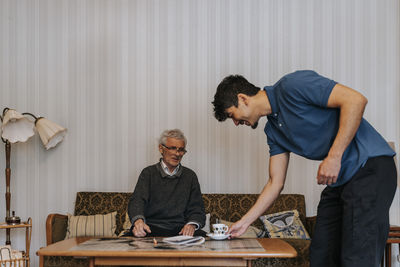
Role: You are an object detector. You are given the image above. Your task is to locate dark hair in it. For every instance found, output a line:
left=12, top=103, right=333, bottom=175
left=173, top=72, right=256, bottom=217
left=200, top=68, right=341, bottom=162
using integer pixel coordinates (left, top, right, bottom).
left=212, top=75, right=260, bottom=121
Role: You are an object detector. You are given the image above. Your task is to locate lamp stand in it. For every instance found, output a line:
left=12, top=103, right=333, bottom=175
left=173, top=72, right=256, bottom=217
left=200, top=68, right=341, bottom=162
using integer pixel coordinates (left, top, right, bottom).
left=4, top=140, right=11, bottom=245
left=0, top=107, right=66, bottom=246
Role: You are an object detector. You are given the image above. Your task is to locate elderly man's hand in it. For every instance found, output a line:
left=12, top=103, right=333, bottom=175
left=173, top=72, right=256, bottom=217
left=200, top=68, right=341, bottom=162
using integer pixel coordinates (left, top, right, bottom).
left=179, top=224, right=196, bottom=236
left=132, top=219, right=151, bottom=237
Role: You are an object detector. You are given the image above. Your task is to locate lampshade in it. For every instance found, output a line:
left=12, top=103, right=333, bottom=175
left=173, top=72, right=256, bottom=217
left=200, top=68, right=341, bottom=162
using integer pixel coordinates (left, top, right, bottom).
left=1, top=109, right=35, bottom=143
left=35, top=117, right=67, bottom=150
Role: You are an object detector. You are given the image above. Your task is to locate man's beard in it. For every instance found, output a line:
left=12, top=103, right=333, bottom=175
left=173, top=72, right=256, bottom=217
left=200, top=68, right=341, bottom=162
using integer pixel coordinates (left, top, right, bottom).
left=251, top=121, right=258, bottom=129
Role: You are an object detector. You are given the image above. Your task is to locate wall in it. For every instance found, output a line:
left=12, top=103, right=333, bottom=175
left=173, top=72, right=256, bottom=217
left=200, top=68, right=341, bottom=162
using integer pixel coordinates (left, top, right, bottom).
left=0, top=0, right=399, bottom=265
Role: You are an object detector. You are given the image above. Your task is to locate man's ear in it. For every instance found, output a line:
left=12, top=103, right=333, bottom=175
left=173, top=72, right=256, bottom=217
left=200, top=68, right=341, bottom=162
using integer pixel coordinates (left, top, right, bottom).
left=237, top=93, right=250, bottom=106
left=159, top=145, right=164, bottom=155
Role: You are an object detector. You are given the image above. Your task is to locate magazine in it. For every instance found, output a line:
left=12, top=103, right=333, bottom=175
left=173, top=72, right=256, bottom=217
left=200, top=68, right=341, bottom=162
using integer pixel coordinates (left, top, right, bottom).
left=162, top=236, right=205, bottom=246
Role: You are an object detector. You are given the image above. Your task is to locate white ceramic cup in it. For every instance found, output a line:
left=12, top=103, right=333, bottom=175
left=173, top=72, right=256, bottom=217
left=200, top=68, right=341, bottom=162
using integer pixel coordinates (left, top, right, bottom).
left=212, top=223, right=229, bottom=236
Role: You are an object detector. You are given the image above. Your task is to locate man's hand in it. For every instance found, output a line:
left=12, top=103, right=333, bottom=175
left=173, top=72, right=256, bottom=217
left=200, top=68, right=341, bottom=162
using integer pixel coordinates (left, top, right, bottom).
left=227, top=219, right=250, bottom=238
left=317, top=155, right=341, bottom=185
left=318, top=83, right=367, bottom=186
left=179, top=224, right=196, bottom=236
left=132, top=219, right=151, bottom=237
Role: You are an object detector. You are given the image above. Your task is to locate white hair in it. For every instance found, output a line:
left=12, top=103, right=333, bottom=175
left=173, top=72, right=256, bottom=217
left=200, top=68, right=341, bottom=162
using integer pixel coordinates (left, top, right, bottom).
left=159, top=129, right=187, bottom=146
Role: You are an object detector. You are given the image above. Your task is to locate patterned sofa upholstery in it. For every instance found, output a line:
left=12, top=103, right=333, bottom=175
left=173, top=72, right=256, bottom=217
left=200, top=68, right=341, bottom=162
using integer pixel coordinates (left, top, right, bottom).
left=44, top=192, right=316, bottom=267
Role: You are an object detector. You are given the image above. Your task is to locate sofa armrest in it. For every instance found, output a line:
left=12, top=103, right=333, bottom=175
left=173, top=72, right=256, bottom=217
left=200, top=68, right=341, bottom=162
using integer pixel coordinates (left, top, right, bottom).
left=305, top=216, right=317, bottom=238
left=46, top=213, right=68, bottom=245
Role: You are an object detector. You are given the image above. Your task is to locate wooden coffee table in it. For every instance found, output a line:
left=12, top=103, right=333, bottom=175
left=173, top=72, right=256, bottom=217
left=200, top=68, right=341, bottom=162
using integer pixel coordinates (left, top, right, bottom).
left=37, top=237, right=297, bottom=267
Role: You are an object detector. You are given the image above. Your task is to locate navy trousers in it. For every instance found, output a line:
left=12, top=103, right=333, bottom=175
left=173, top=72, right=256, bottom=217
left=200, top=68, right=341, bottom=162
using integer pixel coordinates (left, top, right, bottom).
left=310, top=156, right=397, bottom=267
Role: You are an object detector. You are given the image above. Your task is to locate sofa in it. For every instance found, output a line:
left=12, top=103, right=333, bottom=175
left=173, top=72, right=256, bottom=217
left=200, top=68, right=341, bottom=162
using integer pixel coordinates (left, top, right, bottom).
left=44, top=192, right=316, bottom=267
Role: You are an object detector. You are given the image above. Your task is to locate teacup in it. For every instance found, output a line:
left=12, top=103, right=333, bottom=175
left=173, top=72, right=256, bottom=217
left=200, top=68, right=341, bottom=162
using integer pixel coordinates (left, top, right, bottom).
left=212, top=223, right=229, bottom=236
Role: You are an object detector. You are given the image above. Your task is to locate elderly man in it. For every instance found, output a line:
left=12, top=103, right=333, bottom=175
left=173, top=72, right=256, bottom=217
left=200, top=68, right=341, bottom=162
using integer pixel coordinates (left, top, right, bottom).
left=128, top=129, right=206, bottom=237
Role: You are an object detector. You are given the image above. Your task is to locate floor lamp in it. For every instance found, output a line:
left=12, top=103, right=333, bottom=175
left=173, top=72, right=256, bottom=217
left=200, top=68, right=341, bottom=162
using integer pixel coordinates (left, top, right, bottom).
left=0, top=108, right=67, bottom=245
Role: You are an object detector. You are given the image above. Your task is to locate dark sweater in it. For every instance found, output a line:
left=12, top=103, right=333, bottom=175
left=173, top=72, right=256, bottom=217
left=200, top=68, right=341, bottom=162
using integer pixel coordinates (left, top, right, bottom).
left=128, top=161, right=206, bottom=231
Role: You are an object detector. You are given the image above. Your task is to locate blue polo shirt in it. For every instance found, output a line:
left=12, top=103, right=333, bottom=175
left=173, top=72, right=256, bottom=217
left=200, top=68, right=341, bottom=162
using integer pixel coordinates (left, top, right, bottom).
left=264, top=70, right=395, bottom=187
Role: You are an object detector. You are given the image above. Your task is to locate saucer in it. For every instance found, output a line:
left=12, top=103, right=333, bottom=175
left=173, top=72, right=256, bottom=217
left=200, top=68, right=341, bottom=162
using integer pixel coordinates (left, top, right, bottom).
left=207, top=233, right=230, bottom=240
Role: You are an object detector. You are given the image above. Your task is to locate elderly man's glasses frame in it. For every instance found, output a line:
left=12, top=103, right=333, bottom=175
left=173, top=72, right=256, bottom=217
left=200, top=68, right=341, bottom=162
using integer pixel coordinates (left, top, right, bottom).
left=162, top=144, right=187, bottom=154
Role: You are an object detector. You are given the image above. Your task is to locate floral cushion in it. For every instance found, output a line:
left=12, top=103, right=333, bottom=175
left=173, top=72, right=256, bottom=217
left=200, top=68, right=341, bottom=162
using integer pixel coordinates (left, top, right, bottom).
left=260, top=210, right=310, bottom=239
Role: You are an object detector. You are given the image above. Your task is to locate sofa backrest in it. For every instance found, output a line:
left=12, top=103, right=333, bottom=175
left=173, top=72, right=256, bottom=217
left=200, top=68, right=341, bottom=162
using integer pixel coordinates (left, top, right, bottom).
left=74, top=192, right=306, bottom=234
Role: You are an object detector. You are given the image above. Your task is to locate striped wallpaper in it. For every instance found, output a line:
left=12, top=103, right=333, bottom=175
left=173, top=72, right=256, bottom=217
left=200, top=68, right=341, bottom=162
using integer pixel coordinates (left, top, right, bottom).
left=1, top=0, right=399, bottom=265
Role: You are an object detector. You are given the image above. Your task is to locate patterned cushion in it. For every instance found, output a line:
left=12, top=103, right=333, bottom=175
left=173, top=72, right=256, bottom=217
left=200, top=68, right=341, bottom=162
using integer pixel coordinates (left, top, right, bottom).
left=65, top=211, right=117, bottom=238
left=260, top=210, right=310, bottom=239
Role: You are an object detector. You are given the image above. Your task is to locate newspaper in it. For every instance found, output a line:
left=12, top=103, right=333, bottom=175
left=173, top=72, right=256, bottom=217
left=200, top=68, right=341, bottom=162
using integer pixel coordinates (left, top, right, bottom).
left=162, top=236, right=205, bottom=246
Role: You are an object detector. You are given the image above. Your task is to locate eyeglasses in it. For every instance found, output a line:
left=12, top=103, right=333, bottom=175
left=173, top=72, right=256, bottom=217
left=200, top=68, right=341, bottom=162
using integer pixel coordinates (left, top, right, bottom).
left=162, top=144, right=187, bottom=154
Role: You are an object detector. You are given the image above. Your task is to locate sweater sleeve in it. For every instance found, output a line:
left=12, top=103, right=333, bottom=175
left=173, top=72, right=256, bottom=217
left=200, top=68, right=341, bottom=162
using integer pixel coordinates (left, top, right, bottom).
left=128, top=168, right=150, bottom=224
left=184, top=172, right=206, bottom=228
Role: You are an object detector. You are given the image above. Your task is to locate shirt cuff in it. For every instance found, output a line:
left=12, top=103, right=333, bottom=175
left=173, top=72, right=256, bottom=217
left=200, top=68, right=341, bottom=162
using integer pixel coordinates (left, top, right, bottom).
left=186, top=222, right=200, bottom=230
left=131, top=215, right=146, bottom=225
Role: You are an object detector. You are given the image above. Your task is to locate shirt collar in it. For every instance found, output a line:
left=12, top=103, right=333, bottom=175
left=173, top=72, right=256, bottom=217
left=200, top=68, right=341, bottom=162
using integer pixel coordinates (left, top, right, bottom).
left=264, top=86, right=279, bottom=115
left=160, top=159, right=180, bottom=176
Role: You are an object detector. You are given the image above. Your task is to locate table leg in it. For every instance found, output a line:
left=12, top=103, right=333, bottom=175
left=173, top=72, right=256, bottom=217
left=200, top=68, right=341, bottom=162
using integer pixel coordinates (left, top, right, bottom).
left=386, top=243, right=392, bottom=267
left=39, top=255, right=44, bottom=267
left=89, top=257, right=95, bottom=267
left=246, top=259, right=252, bottom=267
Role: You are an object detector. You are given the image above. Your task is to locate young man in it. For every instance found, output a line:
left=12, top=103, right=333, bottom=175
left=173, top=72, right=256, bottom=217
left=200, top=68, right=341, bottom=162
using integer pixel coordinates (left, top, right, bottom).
left=128, top=129, right=206, bottom=237
left=212, top=70, right=396, bottom=267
